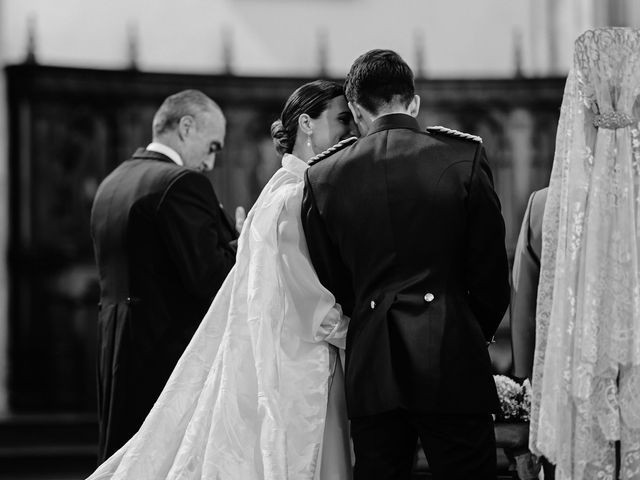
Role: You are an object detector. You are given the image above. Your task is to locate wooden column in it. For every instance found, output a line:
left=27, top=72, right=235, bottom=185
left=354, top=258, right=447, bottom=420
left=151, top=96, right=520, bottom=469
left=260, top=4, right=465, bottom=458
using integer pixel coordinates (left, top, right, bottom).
left=507, top=108, right=534, bottom=232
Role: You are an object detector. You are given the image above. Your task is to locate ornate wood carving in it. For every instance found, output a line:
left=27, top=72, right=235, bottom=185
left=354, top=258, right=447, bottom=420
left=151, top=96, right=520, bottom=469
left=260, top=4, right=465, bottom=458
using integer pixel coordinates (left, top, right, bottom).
left=5, top=64, right=565, bottom=411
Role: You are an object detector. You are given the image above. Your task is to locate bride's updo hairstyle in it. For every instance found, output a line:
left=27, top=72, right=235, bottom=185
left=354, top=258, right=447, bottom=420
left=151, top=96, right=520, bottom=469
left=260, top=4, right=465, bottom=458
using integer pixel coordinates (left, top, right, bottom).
left=270, top=80, right=344, bottom=155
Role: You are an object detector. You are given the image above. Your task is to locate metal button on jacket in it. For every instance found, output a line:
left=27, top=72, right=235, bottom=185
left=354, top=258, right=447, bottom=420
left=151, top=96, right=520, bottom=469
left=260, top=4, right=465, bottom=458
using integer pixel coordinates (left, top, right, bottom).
left=423, top=293, right=435, bottom=303
left=370, top=300, right=376, bottom=310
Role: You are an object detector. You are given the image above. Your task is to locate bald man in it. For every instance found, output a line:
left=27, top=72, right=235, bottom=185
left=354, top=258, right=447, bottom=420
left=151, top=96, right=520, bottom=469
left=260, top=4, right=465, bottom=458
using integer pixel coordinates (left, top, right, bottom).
left=90, top=90, right=238, bottom=461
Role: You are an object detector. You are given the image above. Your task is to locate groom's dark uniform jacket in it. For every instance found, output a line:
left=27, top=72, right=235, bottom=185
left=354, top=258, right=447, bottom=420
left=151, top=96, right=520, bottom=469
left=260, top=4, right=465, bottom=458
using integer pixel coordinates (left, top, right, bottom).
left=302, top=114, right=509, bottom=418
left=90, top=148, right=237, bottom=461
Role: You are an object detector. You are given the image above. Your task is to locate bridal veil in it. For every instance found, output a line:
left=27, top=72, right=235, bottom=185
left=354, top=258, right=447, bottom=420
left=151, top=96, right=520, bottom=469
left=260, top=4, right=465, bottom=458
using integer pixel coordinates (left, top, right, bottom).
left=530, top=27, right=640, bottom=480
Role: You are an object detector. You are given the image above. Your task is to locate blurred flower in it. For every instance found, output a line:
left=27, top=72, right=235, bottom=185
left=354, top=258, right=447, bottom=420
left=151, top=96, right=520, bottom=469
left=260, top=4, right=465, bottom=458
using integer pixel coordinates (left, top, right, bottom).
left=494, top=375, right=531, bottom=421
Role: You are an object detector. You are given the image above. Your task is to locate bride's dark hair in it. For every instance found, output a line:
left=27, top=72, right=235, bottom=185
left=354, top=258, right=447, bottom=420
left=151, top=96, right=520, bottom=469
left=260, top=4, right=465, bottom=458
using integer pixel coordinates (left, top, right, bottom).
left=270, top=80, right=344, bottom=155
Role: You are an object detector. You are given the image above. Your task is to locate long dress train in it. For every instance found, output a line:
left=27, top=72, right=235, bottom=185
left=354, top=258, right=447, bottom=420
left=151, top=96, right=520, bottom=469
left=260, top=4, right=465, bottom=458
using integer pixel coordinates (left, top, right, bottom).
left=86, top=153, right=352, bottom=480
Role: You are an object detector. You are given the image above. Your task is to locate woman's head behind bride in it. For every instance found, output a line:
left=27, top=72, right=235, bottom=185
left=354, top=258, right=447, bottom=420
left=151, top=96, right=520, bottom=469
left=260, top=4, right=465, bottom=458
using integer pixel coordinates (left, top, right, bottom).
left=271, top=80, right=358, bottom=162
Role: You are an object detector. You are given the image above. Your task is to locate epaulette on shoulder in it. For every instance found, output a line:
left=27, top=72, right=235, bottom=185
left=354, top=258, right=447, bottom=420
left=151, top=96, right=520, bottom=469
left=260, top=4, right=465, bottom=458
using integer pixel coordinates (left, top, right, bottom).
left=308, top=136, right=358, bottom=166
left=426, top=126, right=482, bottom=144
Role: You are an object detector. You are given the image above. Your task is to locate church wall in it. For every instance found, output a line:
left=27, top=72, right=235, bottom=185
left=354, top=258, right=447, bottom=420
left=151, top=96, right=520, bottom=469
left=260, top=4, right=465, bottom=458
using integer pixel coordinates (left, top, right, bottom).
left=4, top=0, right=532, bottom=77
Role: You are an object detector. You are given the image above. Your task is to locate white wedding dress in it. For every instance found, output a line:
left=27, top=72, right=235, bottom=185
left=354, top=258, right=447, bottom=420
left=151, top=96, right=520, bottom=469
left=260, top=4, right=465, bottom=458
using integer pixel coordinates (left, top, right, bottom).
left=86, top=153, right=352, bottom=480
left=530, top=28, right=640, bottom=480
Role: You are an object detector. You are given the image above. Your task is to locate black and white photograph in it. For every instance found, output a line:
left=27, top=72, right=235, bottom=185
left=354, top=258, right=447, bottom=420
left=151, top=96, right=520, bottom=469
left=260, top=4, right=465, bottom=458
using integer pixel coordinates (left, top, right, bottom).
left=0, top=1, right=639, bottom=479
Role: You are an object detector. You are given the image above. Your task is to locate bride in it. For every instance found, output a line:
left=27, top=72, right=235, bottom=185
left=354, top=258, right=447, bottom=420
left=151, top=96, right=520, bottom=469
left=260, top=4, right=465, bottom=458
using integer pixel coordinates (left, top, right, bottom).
left=86, top=80, right=358, bottom=480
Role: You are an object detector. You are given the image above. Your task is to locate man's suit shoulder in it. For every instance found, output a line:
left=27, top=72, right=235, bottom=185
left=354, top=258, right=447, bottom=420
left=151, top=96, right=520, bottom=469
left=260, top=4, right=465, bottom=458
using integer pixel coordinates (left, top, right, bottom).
left=530, top=187, right=548, bottom=214
left=426, top=126, right=483, bottom=145
left=155, top=169, right=218, bottom=211
left=308, top=136, right=359, bottom=167
left=98, top=158, right=212, bottom=211
left=140, top=158, right=191, bottom=185
left=424, top=126, right=485, bottom=169
left=163, top=168, right=209, bottom=190
left=107, top=156, right=186, bottom=186
left=126, top=158, right=210, bottom=196
left=528, top=187, right=548, bottom=242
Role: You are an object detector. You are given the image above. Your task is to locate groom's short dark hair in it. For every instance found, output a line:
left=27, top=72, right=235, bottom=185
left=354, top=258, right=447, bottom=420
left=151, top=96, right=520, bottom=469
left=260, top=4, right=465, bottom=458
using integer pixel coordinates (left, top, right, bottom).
left=345, top=49, right=415, bottom=115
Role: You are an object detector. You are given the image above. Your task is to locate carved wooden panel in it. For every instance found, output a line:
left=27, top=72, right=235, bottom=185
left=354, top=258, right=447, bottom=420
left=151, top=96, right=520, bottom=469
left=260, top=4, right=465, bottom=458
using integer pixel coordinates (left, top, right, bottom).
left=6, top=65, right=565, bottom=412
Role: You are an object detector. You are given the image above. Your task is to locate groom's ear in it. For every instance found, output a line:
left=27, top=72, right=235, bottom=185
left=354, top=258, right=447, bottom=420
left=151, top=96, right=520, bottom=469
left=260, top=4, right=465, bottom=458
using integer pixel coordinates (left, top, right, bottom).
left=348, top=101, right=362, bottom=122
left=408, top=95, right=421, bottom=117
left=349, top=101, right=370, bottom=135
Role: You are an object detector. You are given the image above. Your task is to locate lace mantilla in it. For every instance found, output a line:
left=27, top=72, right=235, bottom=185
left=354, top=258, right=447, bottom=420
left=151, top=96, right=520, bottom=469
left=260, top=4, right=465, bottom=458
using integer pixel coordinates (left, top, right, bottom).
left=575, top=28, right=640, bottom=129
left=530, top=27, right=640, bottom=480
left=593, top=111, right=636, bottom=129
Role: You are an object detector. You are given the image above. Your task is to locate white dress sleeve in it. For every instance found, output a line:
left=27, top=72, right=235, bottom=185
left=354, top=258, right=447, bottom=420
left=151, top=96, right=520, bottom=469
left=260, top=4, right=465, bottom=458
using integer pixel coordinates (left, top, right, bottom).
left=277, top=181, right=349, bottom=349
left=84, top=166, right=350, bottom=480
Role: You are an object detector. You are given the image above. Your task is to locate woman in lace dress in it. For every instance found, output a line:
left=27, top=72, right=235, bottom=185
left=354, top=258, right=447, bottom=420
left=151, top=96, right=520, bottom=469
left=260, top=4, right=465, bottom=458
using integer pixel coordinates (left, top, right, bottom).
left=85, top=80, right=358, bottom=480
left=530, top=27, right=640, bottom=480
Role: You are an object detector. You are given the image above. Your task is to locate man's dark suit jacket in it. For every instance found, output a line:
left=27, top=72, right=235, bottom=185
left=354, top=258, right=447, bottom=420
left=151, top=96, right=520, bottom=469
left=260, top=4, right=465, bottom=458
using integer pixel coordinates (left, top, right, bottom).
left=301, top=114, right=510, bottom=418
left=511, top=187, right=548, bottom=380
left=90, top=148, right=237, bottom=461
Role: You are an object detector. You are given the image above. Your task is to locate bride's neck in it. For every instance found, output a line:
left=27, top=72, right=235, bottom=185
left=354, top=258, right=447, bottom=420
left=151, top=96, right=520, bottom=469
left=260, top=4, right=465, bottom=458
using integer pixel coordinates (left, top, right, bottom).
left=292, top=143, right=315, bottom=163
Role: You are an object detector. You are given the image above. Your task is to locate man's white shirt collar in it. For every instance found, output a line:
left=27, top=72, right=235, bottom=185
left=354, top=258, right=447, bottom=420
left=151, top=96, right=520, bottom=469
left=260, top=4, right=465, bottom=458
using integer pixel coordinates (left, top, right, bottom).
left=146, top=142, right=184, bottom=166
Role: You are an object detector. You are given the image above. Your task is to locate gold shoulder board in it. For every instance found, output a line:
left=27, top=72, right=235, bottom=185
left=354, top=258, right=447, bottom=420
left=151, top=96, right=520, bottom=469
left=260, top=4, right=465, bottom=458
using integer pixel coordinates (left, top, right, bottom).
left=426, top=126, right=482, bottom=143
left=308, top=136, right=358, bottom=166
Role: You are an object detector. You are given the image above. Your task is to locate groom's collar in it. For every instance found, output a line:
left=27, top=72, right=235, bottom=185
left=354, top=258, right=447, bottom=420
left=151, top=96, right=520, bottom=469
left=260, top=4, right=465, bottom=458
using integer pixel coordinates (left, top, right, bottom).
left=367, top=113, right=421, bottom=136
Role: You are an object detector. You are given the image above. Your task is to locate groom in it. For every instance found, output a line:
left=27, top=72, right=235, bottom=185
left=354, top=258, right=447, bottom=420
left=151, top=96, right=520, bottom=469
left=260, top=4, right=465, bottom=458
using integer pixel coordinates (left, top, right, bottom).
left=301, top=50, right=510, bottom=479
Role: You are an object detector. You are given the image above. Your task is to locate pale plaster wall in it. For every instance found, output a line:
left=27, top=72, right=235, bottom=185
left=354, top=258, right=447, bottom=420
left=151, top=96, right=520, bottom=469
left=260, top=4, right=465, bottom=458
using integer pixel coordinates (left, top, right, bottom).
left=2, top=0, right=536, bottom=77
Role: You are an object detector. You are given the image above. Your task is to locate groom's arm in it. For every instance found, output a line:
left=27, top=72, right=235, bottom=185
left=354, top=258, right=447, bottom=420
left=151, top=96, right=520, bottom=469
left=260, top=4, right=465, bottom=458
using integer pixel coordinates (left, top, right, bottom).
left=301, top=170, right=354, bottom=317
left=465, top=145, right=510, bottom=341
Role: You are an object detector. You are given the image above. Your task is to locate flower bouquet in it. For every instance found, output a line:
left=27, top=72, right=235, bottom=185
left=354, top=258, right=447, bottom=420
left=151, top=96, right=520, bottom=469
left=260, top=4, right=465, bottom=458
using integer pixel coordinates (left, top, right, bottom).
left=492, top=375, right=531, bottom=451
left=492, top=376, right=542, bottom=478
left=493, top=375, right=531, bottom=421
